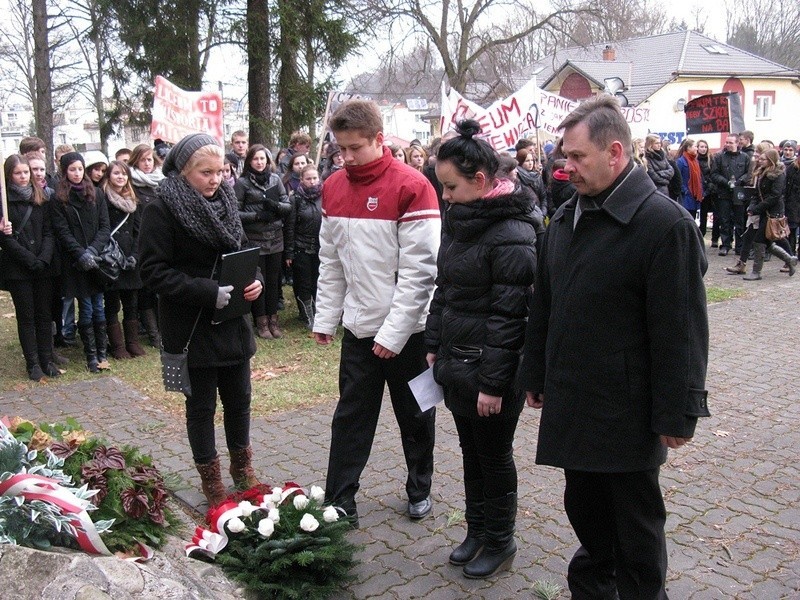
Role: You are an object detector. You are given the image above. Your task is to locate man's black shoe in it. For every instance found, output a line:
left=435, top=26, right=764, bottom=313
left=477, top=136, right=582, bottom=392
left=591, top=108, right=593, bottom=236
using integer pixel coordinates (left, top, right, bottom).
left=408, top=496, right=432, bottom=520
left=718, top=247, right=729, bottom=256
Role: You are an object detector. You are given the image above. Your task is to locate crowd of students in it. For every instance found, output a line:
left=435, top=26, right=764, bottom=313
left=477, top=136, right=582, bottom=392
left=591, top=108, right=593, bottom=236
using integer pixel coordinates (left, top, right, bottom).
left=0, top=132, right=337, bottom=381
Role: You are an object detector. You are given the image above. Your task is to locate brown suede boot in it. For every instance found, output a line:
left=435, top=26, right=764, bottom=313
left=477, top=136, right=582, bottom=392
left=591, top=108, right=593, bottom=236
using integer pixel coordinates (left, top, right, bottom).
left=229, top=446, right=261, bottom=489
left=195, top=457, right=228, bottom=506
left=255, top=315, right=274, bottom=339
left=123, top=320, right=147, bottom=357
left=267, top=314, right=283, bottom=339
left=107, top=320, right=132, bottom=359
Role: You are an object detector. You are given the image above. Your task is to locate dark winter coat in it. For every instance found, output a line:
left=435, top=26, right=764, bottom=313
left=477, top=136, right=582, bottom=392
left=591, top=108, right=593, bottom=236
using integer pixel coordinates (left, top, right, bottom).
left=645, top=149, right=674, bottom=195
left=547, top=169, right=576, bottom=217
left=106, top=201, right=143, bottom=290
left=667, top=158, right=682, bottom=201
left=711, top=150, right=751, bottom=203
left=233, top=173, right=291, bottom=255
left=138, top=197, right=260, bottom=369
left=284, top=186, right=322, bottom=260
left=519, top=164, right=710, bottom=473
left=132, top=183, right=159, bottom=207
left=0, top=189, right=55, bottom=281
left=425, top=188, right=537, bottom=419
left=784, top=162, right=800, bottom=224
left=748, top=170, right=786, bottom=216
left=517, top=167, right=548, bottom=214
left=50, top=187, right=111, bottom=298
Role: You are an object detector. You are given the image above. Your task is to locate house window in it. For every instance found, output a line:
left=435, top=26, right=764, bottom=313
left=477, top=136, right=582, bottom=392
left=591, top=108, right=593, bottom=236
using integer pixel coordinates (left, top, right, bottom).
left=754, top=91, right=775, bottom=120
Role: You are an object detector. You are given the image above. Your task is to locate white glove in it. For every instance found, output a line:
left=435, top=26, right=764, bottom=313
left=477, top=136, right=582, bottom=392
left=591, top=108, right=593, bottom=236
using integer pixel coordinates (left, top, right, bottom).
left=216, top=285, right=234, bottom=309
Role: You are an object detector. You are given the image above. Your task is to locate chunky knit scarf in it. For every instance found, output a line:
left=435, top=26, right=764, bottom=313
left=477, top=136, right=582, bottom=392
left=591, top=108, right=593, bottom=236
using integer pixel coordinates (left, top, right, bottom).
left=158, top=175, right=243, bottom=251
left=104, top=186, right=137, bottom=214
left=9, top=183, right=33, bottom=201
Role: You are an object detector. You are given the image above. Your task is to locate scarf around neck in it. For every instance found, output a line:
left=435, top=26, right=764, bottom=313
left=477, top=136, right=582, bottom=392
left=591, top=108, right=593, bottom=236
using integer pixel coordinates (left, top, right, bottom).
left=158, top=175, right=243, bottom=251
left=130, top=167, right=165, bottom=189
left=683, top=151, right=703, bottom=200
left=483, top=178, right=515, bottom=199
left=105, top=186, right=138, bottom=214
left=9, top=183, right=33, bottom=201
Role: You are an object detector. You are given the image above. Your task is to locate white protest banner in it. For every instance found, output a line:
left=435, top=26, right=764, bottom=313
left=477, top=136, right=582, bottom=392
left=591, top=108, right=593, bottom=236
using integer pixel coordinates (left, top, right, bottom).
left=440, top=80, right=651, bottom=150
left=150, top=76, right=224, bottom=146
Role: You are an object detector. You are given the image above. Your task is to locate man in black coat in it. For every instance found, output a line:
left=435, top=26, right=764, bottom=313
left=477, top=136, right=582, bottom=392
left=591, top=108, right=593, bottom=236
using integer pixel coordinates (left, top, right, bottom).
left=711, top=134, right=751, bottom=256
left=519, top=95, right=710, bottom=600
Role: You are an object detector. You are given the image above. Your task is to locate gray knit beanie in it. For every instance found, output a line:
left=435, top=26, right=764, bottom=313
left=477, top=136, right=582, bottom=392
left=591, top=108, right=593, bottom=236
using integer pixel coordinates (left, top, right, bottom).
left=162, top=133, right=219, bottom=177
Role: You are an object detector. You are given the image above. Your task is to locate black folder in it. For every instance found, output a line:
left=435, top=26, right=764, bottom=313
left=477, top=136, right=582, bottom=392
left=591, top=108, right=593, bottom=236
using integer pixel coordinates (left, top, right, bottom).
left=211, top=246, right=260, bottom=325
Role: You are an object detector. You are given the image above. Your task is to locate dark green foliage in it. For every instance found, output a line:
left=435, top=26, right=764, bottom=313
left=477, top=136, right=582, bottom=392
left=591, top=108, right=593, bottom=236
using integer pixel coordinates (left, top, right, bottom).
left=212, top=498, right=359, bottom=599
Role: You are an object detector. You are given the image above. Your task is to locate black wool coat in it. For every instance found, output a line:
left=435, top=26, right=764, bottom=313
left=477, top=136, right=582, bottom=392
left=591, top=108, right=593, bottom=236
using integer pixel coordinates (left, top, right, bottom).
left=138, top=197, right=259, bottom=369
left=106, top=201, right=143, bottom=291
left=0, top=190, right=55, bottom=280
left=518, top=165, right=710, bottom=473
left=50, top=188, right=111, bottom=298
left=785, top=162, right=800, bottom=223
left=425, top=189, right=537, bottom=419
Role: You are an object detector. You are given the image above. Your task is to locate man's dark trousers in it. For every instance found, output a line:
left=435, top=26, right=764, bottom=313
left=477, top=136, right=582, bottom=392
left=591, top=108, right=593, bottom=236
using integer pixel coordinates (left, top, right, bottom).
left=325, top=330, right=435, bottom=512
left=564, top=468, right=669, bottom=600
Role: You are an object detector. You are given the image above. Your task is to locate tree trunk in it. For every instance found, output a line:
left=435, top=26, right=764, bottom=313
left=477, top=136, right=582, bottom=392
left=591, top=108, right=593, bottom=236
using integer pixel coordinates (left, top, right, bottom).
left=247, top=0, right=273, bottom=147
left=32, top=0, right=54, bottom=169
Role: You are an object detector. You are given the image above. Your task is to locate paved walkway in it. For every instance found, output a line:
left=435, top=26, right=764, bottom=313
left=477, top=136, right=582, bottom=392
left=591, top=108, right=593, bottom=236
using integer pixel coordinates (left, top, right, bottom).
left=2, top=247, right=798, bottom=599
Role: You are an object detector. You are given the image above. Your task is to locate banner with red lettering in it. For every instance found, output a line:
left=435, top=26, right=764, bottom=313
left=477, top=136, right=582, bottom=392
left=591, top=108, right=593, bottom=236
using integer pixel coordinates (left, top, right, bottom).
left=150, top=76, right=224, bottom=146
left=440, top=80, right=652, bottom=150
left=684, top=93, right=745, bottom=135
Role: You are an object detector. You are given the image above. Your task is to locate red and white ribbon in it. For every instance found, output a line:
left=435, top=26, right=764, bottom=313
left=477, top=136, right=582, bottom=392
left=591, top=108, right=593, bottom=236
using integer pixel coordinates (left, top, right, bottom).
left=0, top=473, right=112, bottom=556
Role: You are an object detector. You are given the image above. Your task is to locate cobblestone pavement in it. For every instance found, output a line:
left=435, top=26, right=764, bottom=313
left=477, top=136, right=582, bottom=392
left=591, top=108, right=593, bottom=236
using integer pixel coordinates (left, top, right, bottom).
left=2, top=246, right=798, bottom=599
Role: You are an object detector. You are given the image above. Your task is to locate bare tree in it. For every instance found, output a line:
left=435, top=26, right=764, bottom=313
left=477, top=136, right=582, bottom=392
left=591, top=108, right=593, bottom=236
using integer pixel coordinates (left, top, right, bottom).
left=355, top=0, right=600, bottom=94
left=2, top=0, right=83, bottom=166
left=725, top=0, right=800, bottom=70
left=564, top=0, right=672, bottom=46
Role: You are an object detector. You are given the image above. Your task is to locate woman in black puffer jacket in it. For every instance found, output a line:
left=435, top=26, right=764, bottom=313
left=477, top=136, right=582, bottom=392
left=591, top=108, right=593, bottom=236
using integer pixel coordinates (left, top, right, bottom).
left=644, top=134, right=674, bottom=196
left=284, top=164, right=323, bottom=329
left=424, top=119, right=537, bottom=580
left=0, top=154, right=58, bottom=381
left=234, top=144, right=291, bottom=339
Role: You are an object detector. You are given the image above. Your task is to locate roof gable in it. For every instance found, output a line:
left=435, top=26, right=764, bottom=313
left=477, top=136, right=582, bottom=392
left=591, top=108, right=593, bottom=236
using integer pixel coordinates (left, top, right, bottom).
left=515, top=30, right=800, bottom=105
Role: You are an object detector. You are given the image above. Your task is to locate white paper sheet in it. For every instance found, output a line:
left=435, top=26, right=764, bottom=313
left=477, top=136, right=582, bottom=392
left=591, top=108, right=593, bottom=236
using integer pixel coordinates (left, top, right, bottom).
left=408, top=366, right=444, bottom=412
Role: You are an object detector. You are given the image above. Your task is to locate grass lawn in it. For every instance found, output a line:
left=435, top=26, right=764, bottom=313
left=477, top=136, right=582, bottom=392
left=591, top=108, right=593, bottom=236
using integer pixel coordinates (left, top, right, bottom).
left=0, top=281, right=744, bottom=415
left=0, top=289, right=341, bottom=417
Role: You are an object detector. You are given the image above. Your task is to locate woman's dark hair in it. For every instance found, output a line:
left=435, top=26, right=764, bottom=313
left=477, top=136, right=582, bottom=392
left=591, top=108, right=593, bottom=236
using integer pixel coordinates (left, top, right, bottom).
left=437, top=119, right=499, bottom=180
left=4, top=154, right=44, bottom=206
left=56, top=156, right=95, bottom=204
left=242, top=144, right=272, bottom=176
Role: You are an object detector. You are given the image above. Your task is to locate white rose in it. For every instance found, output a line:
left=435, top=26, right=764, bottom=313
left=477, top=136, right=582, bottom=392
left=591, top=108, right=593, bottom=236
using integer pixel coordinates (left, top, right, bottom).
left=270, top=487, right=283, bottom=503
left=299, top=513, right=319, bottom=532
left=322, top=506, right=339, bottom=523
left=310, top=485, right=325, bottom=503
left=268, top=508, right=280, bottom=523
left=227, top=517, right=246, bottom=533
left=293, top=494, right=309, bottom=510
left=238, top=501, right=255, bottom=517
left=259, top=498, right=275, bottom=511
left=257, top=518, right=274, bottom=537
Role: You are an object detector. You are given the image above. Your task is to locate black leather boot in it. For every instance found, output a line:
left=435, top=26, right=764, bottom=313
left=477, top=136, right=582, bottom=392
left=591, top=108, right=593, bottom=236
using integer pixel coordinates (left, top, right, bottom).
left=449, top=479, right=485, bottom=565
left=79, top=324, right=99, bottom=373
left=141, top=308, right=161, bottom=348
left=463, top=492, right=517, bottom=579
left=36, top=320, right=60, bottom=378
left=767, top=243, right=798, bottom=276
left=94, top=320, right=111, bottom=370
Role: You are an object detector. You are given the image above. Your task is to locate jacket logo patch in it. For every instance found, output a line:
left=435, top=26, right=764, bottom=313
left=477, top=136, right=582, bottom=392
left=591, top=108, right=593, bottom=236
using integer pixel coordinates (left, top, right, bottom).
left=366, top=196, right=378, bottom=211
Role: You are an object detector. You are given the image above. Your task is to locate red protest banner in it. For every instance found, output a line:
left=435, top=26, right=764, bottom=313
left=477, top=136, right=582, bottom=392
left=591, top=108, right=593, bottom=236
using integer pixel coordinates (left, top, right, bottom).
left=150, top=76, right=224, bottom=146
